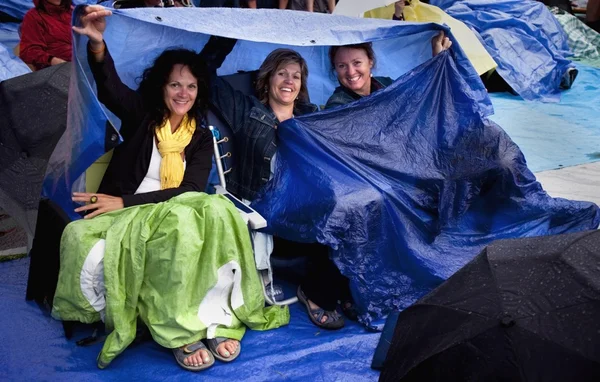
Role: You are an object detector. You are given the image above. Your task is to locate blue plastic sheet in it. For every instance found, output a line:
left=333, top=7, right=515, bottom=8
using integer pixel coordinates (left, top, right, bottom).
left=0, top=258, right=381, bottom=381
left=0, top=22, right=20, bottom=52
left=490, top=64, right=600, bottom=172
left=0, top=42, right=30, bottom=82
left=0, top=0, right=93, bottom=20
left=43, top=7, right=489, bottom=219
left=251, top=51, right=600, bottom=324
left=430, top=0, right=574, bottom=102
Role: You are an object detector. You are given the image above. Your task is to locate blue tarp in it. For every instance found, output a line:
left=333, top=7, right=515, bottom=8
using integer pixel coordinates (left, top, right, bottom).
left=0, top=0, right=93, bottom=20
left=251, top=51, right=600, bottom=324
left=490, top=64, right=600, bottom=172
left=44, top=7, right=489, bottom=219
left=429, top=0, right=574, bottom=102
left=0, top=42, right=30, bottom=82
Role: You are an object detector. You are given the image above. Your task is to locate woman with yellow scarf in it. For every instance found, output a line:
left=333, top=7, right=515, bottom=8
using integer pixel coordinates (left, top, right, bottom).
left=52, top=5, right=288, bottom=373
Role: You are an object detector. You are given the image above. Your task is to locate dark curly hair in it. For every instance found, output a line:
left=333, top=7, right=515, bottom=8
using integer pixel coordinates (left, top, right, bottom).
left=137, top=48, right=210, bottom=129
left=328, top=42, right=377, bottom=73
left=255, top=49, right=310, bottom=105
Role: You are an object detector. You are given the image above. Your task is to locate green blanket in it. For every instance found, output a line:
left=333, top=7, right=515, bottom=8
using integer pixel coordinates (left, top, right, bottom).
left=52, top=192, right=289, bottom=367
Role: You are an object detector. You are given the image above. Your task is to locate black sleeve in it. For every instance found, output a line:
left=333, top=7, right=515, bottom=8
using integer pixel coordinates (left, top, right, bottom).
left=120, top=128, right=213, bottom=207
left=88, top=44, right=146, bottom=142
left=198, top=35, right=238, bottom=72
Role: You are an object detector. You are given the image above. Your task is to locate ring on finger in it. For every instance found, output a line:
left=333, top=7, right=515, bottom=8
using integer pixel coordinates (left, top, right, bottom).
left=90, top=195, right=98, bottom=204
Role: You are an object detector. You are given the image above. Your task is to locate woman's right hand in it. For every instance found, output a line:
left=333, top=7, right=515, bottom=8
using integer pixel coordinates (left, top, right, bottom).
left=72, top=5, right=112, bottom=47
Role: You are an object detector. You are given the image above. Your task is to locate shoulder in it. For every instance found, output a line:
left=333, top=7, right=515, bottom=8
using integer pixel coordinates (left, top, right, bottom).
left=374, top=76, right=394, bottom=87
left=22, top=8, right=43, bottom=23
left=295, top=102, right=319, bottom=115
left=325, top=86, right=352, bottom=109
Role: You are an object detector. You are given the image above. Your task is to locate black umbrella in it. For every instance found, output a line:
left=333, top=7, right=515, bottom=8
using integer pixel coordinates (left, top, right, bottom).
left=0, top=63, right=69, bottom=245
left=380, top=230, right=600, bottom=382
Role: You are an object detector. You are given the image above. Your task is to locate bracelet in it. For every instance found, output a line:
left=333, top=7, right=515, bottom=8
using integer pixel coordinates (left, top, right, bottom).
left=89, top=41, right=105, bottom=54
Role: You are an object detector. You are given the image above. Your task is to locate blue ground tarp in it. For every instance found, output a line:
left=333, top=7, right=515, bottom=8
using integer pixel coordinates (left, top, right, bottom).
left=490, top=64, right=600, bottom=172
left=44, top=7, right=488, bottom=219
left=430, top=0, right=574, bottom=102
left=251, top=50, right=600, bottom=324
left=0, top=41, right=30, bottom=82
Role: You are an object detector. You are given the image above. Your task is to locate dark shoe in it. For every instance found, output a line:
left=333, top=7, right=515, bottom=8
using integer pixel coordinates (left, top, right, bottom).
left=560, top=67, right=578, bottom=90
left=297, top=286, right=345, bottom=330
left=206, top=337, right=241, bottom=362
left=172, top=340, right=215, bottom=371
left=340, top=300, right=359, bottom=321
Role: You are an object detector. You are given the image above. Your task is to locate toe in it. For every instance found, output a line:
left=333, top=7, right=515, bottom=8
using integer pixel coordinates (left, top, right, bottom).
left=218, top=342, right=231, bottom=358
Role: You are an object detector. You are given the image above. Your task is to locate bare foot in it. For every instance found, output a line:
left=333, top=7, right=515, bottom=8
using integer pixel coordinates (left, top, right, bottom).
left=307, top=299, right=330, bottom=324
left=216, top=339, right=239, bottom=359
left=181, top=346, right=211, bottom=367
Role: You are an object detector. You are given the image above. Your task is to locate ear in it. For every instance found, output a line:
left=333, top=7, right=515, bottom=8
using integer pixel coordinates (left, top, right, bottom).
left=369, top=59, right=374, bottom=69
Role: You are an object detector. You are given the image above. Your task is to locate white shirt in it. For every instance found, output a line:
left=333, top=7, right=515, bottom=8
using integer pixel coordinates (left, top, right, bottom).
left=135, top=139, right=186, bottom=194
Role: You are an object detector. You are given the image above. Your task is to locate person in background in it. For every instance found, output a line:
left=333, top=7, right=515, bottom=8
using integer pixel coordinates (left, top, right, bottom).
left=20, top=0, right=73, bottom=70
left=279, top=0, right=335, bottom=13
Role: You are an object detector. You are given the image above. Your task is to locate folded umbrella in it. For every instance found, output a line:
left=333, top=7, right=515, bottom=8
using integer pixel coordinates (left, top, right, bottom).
left=0, top=63, right=70, bottom=245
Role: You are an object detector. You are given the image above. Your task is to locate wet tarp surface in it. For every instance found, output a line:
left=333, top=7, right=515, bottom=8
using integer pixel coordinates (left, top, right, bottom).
left=490, top=64, right=600, bottom=172
left=0, top=258, right=381, bottom=381
left=44, top=7, right=488, bottom=219
left=251, top=51, right=600, bottom=325
left=0, top=41, right=29, bottom=82
left=430, top=0, right=574, bottom=102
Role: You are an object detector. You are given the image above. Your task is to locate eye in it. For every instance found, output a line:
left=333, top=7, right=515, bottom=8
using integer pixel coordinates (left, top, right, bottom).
left=294, top=75, right=300, bottom=80
left=189, top=84, right=197, bottom=90
left=169, top=83, right=180, bottom=88
left=353, top=61, right=362, bottom=66
left=337, top=64, right=345, bottom=69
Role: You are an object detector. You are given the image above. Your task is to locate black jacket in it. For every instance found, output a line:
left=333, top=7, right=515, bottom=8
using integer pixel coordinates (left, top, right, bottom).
left=89, top=46, right=213, bottom=207
left=199, top=37, right=318, bottom=201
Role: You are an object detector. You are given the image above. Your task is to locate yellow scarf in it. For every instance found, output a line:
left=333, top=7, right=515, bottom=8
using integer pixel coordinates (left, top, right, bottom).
left=155, top=114, right=196, bottom=189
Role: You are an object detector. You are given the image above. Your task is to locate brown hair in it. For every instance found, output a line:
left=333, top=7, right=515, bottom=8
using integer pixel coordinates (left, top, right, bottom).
left=328, top=42, right=377, bottom=72
left=255, top=48, right=310, bottom=105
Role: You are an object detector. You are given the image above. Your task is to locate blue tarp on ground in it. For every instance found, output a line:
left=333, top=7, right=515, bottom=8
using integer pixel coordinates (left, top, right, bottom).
left=0, top=42, right=30, bottom=82
left=0, top=258, right=381, bottom=381
left=430, top=0, right=574, bottom=102
left=490, top=64, right=600, bottom=172
left=251, top=51, right=600, bottom=325
left=43, top=7, right=488, bottom=219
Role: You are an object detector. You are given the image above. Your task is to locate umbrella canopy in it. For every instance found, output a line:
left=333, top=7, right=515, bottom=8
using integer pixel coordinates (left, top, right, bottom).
left=0, top=63, right=70, bottom=245
left=380, top=230, right=600, bottom=382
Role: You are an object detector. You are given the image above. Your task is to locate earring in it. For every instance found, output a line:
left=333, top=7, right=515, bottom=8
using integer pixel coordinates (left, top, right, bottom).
left=370, top=73, right=373, bottom=77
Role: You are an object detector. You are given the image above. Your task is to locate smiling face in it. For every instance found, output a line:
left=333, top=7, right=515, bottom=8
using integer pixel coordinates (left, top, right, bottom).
left=268, top=62, right=302, bottom=108
left=163, top=64, right=198, bottom=120
left=333, top=47, right=374, bottom=96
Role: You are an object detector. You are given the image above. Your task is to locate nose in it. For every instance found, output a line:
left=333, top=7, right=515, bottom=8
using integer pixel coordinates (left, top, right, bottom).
left=347, top=66, right=356, bottom=76
left=283, top=74, right=293, bottom=84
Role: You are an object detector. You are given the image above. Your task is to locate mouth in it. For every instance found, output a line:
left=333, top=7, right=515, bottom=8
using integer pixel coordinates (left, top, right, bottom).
left=346, top=75, right=362, bottom=84
left=173, top=99, right=189, bottom=105
left=280, top=87, right=294, bottom=93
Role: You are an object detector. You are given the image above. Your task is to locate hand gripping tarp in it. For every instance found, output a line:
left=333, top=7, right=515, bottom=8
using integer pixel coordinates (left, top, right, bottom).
left=250, top=51, right=600, bottom=325
left=43, top=7, right=489, bottom=219
left=428, top=0, right=574, bottom=102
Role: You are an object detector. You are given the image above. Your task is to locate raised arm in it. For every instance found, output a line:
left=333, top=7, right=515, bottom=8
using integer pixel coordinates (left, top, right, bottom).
left=198, top=36, right=253, bottom=135
left=74, top=6, right=146, bottom=141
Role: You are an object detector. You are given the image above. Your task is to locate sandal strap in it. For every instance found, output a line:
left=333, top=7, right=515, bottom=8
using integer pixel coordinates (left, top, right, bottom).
left=182, top=340, right=207, bottom=354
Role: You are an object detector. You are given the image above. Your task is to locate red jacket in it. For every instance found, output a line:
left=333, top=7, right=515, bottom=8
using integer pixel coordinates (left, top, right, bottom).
left=19, top=0, right=73, bottom=70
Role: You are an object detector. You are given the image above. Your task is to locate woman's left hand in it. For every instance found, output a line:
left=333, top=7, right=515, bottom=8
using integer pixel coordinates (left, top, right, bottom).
left=72, top=192, right=124, bottom=219
left=432, top=31, right=452, bottom=57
